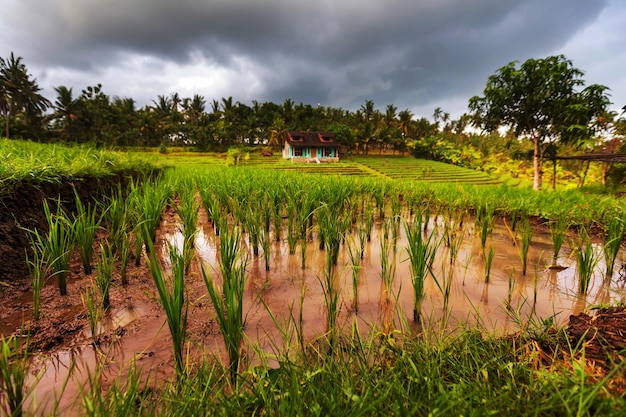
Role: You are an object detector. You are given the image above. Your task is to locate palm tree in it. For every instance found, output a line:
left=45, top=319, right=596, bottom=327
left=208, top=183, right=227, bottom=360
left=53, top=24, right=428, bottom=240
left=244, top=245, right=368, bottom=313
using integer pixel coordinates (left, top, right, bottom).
left=398, top=109, right=413, bottom=138
left=51, top=86, right=76, bottom=141
left=0, top=53, right=50, bottom=138
left=433, top=106, right=443, bottom=126
left=268, top=117, right=286, bottom=148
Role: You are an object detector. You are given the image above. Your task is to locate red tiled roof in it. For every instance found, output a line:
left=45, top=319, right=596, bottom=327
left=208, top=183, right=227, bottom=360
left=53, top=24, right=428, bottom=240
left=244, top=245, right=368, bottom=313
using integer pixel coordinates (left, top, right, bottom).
left=284, top=131, right=337, bottom=147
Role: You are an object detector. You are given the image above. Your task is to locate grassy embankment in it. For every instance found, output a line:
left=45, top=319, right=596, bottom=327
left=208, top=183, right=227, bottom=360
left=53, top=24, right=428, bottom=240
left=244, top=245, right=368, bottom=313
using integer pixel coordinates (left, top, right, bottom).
left=0, top=138, right=164, bottom=195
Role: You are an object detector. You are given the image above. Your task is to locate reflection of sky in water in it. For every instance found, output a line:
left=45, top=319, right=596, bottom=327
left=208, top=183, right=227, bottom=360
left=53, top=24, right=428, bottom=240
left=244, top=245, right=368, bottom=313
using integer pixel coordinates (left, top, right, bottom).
left=160, top=216, right=626, bottom=333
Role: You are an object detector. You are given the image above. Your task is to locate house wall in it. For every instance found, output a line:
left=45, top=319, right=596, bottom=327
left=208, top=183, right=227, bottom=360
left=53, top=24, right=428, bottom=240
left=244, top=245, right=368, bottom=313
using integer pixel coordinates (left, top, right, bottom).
left=282, top=144, right=338, bottom=161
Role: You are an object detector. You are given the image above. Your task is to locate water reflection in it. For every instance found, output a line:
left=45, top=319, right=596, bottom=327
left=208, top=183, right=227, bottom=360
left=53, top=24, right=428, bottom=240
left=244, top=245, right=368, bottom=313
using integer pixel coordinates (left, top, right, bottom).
left=162, top=216, right=626, bottom=338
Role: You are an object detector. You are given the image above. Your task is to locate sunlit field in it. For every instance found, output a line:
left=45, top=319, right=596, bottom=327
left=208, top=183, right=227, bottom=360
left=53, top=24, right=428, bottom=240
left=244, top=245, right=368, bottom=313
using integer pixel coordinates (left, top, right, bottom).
left=2, top=143, right=626, bottom=416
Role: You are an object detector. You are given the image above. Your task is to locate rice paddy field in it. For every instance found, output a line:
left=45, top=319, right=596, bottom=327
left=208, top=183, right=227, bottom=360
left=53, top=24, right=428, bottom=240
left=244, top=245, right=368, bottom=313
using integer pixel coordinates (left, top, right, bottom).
left=157, top=151, right=504, bottom=182
left=2, top=142, right=626, bottom=416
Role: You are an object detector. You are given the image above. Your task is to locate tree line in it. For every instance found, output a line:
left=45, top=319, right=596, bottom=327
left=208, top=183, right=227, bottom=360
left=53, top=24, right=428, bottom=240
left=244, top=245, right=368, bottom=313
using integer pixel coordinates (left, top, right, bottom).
left=1, top=52, right=625, bottom=189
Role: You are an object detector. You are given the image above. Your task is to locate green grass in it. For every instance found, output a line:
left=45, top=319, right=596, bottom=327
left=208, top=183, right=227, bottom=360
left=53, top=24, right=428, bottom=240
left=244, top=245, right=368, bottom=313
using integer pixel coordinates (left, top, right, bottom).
left=0, top=139, right=165, bottom=195
left=0, top=335, right=30, bottom=417
left=353, top=155, right=502, bottom=184
left=70, top=326, right=626, bottom=416
left=152, top=152, right=503, bottom=183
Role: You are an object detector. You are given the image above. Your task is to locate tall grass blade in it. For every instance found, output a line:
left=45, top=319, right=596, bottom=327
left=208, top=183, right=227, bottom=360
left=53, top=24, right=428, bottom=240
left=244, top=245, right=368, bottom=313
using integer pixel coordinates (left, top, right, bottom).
left=202, top=227, right=247, bottom=385
left=72, top=188, right=100, bottom=275
left=42, top=199, right=75, bottom=296
left=145, top=232, right=188, bottom=378
left=548, top=216, right=569, bottom=268
left=404, top=214, right=438, bottom=322
left=576, top=228, right=599, bottom=295
left=0, top=335, right=30, bottom=417
left=95, top=243, right=114, bottom=311
left=602, top=216, right=625, bottom=279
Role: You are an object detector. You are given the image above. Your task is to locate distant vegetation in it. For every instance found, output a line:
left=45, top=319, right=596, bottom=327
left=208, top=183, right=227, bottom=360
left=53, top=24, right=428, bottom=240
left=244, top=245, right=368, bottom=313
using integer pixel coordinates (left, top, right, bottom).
left=1, top=52, right=625, bottom=190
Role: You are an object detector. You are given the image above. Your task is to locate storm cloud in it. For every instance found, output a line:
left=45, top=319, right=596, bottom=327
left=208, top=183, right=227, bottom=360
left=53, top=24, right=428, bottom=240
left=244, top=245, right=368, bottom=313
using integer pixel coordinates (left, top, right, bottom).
left=2, top=0, right=622, bottom=117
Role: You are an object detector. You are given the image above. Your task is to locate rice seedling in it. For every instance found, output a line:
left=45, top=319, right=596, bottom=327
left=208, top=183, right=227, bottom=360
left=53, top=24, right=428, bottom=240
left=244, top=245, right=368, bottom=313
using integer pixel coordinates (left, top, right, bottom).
left=72, top=189, right=100, bottom=275
left=82, top=283, right=102, bottom=346
left=478, top=207, right=495, bottom=256
left=136, top=180, right=169, bottom=245
left=404, top=214, right=438, bottom=322
left=102, top=184, right=128, bottom=255
left=531, top=262, right=541, bottom=312
left=0, top=334, right=30, bottom=417
left=269, top=191, right=284, bottom=242
left=132, top=229, right=144, bottom=267
left=317, top=204, right=342, bottom=265
left=484, top=245, right=495, bottom=283
left=41, top=199, right=75, bottom=296
left=447, top=227, right=465, bottom=265
left=576, top=228, right=600, bottom=295
left=440, top=264, right=454, bottom=313
left=506, top=272, right=515, bottom=311
left=244, top=204, right=262, bottom=258
left=357, top=221, right=368, bottom=259
left=602, top=215, right=625, bottom=279
left=346, top=237, right=362, bottom=313
left=364, top=202, right=375, bottom=242
left=95, top=243, right=114, bottom=311
left=374, top=186, right=386, bottom=221
left=299, top=234, right=308, bottom=270
left=286, top=206, right=298, bottom=255
left=548, top=215, right=569, bottom=269
left=203, top=193, right=222, bottom=236
left=390, top=193, right=402, bottom=219
left=422, top=204, right=431, bottom=232
left=380, top=220, right=397, bottom=292
left=202, top=227, right=247, bottom=385
left=319, top=242, right=340, bottom=351
left=25, top=241, right=47, bottom=321
left=390, top=214, right=401, bottom=253
left=118, top=229, right=131, bottom=286
left=174, top=184, right=200, bottom=273
left=519, top=216, right=533, bottom=276
left=145, top=236, right=188, bottom=378
left=259, top=229, right=271, bottom=271
left=509, top=208, right=521, bottom=234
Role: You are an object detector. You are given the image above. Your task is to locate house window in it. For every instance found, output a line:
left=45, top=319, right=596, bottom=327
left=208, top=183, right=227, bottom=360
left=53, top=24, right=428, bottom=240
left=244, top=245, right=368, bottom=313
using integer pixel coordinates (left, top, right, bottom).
left=321, top=147, right=333, bottom=157
left=293, top=147, right=303, bottom=157
left=291, top=135, right=304, bottom=142
left=319, top=135, right=332, bottom=142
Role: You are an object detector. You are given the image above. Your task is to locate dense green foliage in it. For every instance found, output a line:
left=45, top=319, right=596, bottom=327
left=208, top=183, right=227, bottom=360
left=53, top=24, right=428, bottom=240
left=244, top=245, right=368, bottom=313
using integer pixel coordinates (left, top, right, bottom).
left=469, top=55, right=611, bottom=190
left=2, top=52, right=625, bottom=191
left=0, top=139, right=164, bottom=194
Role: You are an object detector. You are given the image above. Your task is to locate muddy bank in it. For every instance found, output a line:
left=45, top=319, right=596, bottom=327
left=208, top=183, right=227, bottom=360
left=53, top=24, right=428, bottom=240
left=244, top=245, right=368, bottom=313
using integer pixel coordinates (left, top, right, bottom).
left=0, top=171, right=155, bottom=284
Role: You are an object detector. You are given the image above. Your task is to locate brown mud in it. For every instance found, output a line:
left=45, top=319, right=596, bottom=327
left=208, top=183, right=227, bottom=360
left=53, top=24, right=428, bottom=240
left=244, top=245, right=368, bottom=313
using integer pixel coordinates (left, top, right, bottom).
left=1, top=182, right=625, bottom=413
left=0, top=173, right=148, bottom=284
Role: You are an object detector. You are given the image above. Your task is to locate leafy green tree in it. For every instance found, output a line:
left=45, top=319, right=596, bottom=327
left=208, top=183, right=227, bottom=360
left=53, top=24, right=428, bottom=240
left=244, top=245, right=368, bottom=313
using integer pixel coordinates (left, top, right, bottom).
left=73, top=84, right=114, bottom=144
left=327, top=122, right=354, bottom=150
left=0, top=52, right=50, bottom=139
left=469, top=55, right=611, bottom=190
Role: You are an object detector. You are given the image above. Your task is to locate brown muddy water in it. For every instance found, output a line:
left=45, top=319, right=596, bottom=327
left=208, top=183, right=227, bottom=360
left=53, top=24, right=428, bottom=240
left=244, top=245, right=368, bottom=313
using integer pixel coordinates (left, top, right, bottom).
left=11, top=211, right=626, bottom=414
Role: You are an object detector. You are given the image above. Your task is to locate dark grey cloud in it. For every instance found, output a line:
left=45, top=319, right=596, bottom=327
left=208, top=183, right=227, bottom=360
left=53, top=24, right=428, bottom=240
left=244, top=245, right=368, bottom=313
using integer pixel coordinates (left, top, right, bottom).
left=2, top=0, right=619, bottom=118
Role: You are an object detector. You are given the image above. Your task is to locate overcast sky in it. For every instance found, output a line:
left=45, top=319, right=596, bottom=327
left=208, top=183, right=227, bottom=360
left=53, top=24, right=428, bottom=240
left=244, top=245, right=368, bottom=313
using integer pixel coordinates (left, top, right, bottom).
left=2, top=0, right=624, bottom=120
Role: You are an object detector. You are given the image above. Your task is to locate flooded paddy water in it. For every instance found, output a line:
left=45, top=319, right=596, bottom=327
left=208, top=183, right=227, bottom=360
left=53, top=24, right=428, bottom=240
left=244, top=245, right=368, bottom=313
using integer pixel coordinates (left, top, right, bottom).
left=5, top=204, right=626, bottom=414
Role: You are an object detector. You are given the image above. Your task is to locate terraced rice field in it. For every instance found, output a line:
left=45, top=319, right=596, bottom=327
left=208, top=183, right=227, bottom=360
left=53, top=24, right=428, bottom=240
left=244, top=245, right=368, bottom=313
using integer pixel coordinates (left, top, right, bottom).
left=353, top=155, right=502, bottom=184
left=162, top=152, right=503, bottom=184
